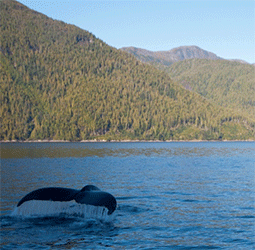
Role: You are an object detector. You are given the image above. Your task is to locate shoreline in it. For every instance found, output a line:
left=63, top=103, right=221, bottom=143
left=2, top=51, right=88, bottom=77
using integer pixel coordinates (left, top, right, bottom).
left=1, top=139, right=254, bottom=143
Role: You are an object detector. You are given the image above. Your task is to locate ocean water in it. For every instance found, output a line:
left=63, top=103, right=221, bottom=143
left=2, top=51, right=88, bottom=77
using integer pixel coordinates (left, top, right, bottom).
left=0, top=142, right=254, bottom=249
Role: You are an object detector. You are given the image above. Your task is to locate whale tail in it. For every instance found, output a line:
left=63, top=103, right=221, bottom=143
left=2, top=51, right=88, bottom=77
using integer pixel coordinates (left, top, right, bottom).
left=17, top=187, right=78, bottom=207
left=16, top=185, right=117, bottom=215
left=77, top=185, right=117, bottom=215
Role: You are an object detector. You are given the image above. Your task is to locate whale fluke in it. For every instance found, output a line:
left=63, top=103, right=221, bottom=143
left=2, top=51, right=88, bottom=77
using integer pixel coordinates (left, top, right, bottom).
left=17, top=185, right=117, bottom=215
left=17, top=187, right=78, bottom=207
left=75, top=187, right=117, bottom=215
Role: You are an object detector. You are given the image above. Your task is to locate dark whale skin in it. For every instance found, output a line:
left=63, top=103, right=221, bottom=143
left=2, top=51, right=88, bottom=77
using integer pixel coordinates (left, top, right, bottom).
left=17, top=185, right=117, bottom=215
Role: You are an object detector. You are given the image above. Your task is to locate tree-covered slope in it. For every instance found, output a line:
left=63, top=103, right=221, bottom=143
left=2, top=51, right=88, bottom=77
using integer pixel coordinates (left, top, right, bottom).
left=165, top=59, right=255, bottom=118
left=122, top=46, right=254, bottom=120
left=1, top=0, right=254, bottom=141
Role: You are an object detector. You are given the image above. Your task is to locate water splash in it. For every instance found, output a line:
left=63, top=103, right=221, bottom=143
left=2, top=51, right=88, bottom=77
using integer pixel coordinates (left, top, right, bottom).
left=11, top=200, right=115, bottom=222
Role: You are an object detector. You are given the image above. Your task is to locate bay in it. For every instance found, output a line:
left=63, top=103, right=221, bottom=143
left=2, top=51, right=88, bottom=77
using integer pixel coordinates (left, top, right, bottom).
left=1, top=142, right=254, bottom=249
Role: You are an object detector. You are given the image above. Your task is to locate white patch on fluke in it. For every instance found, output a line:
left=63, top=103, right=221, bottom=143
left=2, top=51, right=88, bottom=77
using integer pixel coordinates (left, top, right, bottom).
left=12, top=200, right=115, bottom=221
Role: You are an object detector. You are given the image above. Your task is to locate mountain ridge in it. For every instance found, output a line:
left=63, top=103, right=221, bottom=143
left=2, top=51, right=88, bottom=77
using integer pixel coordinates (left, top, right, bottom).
left=121, top=46, right=252, bottom=66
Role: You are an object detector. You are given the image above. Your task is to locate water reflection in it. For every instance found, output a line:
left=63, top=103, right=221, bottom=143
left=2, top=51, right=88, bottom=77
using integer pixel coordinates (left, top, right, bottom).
left=1, top=142, right=254, bottom=159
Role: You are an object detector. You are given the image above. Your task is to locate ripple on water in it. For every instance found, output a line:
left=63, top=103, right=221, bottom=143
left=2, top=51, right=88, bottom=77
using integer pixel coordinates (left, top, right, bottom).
left=1, top=142, right=255, bottom=249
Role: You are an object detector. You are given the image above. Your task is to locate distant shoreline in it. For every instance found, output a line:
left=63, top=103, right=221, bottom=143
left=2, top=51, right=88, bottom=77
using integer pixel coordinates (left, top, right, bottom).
left=1, top=139, right=254, bottom=143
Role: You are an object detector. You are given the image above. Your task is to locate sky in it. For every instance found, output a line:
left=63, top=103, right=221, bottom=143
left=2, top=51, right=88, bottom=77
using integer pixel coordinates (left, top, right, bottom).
left=18, top=0, right=255, bottom=63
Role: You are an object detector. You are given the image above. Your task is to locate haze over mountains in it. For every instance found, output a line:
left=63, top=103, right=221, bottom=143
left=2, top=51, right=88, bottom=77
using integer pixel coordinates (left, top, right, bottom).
left=121, top=46, right=251, bottom=66
left=1, top=0, right=254, bottom=141
left=121, top=46, right=222, bottom=66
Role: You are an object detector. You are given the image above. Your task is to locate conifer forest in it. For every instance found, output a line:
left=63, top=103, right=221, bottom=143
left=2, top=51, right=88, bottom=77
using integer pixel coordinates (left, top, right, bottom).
left=1, top=0, right=254, bottom=141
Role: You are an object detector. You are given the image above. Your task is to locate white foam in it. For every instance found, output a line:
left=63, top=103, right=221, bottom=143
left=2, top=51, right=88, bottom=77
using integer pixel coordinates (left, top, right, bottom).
left=12, top=200, right=115, bottom=222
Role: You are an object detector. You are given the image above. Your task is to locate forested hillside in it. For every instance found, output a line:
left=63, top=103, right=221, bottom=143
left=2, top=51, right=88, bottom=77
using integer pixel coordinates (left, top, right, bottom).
left=165, top=59, right=255, bottom=118
left=1, top=0, right=254, bottom=141
left=122, top=46, right=254, bottom=120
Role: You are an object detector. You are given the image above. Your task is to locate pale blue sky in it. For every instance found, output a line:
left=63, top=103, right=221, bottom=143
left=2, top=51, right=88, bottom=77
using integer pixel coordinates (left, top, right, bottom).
left=19, top=0, right=255, bottom=63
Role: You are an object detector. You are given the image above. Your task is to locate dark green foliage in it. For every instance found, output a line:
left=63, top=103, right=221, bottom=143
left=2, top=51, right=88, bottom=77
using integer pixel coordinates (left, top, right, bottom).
left=165, top=59, right=255, bottom=118
left=1, top=0, right=254, bottom=141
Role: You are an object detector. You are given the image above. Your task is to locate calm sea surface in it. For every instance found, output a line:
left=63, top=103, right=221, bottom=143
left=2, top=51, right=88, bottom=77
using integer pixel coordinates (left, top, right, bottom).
left=1, top=142, right=254, bottom=249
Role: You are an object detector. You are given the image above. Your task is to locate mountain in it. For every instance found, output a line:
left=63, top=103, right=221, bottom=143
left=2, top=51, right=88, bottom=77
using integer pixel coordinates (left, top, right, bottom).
left=121, top=47, right=255, bottom=118
left=229, top=59, right=250, bottom=64
left=1, top=0, right=254, bottom=141
left=121, top=46, right=222, bottom=66
left=165, top=59, right=255, bottom=118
